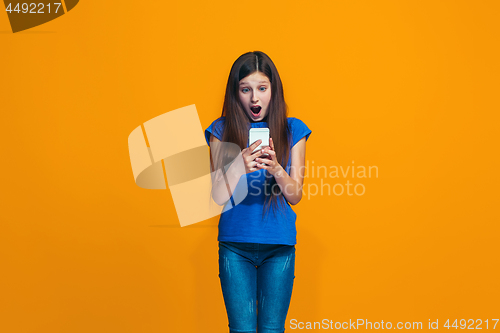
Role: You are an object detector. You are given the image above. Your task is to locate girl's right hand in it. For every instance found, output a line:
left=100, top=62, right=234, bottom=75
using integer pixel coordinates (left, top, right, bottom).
left=241, top=139, right=266, bottom=174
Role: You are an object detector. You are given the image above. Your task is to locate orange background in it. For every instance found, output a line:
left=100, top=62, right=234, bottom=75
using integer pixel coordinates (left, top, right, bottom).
left=1, top=1, right=499, bottom=332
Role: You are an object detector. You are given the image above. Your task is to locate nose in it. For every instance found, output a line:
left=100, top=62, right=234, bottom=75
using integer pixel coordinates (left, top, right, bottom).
left=251, top=90, right=259, bottom=103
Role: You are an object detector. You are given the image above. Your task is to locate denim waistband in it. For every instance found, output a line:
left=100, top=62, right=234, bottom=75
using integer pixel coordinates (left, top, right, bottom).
left=219, top=241, right=295, bottom=262
left=219, top=241, right=294, bottom=251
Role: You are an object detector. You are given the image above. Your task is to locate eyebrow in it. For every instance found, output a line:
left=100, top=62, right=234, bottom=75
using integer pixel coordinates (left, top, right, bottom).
left=239, top=81, right=269, bottom=85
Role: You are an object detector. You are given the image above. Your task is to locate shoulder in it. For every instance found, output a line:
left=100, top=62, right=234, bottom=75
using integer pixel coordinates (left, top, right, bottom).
left=287, top=117, right=307, bottom=129
left=287, top=117, right=312, bottom=147
left=204, top=116, right=226, bottom=145
left=210, top=116, right=226, bottom=127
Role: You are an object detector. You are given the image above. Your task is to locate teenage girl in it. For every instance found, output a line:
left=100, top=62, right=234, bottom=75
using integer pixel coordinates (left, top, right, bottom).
left=204, top=51, right=312, bottom=333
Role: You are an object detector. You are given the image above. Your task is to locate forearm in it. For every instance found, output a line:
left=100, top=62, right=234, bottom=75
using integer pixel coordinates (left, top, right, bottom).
left=211, top=160, right=244, bottom=206
left=274, top=167, right=303, bottom=205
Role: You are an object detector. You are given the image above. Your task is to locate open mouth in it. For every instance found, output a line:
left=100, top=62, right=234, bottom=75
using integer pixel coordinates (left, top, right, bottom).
left=250, top=106, right=262, bottom=117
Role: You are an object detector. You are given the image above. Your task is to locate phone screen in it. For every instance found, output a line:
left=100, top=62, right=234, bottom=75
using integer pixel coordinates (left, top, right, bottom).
left=249, top=128, right=270, bottom=155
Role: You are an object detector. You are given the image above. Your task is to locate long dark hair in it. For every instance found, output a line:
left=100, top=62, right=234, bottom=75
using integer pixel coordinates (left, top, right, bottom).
left=211, top=51, right=291, bottom=219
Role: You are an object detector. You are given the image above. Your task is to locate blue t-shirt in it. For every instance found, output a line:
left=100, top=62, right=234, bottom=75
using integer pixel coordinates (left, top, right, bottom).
left=204, top=116, right=312, bottom=245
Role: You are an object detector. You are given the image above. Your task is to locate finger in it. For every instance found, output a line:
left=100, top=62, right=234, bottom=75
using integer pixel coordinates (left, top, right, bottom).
left=249, top=161, right=262, bottom=172
left=262, top=149, right=276, bottom=157
left=247, top=139, right=262, bottom=153
left=246, top=151, right=265, bottom=164
left=248, top=144, right=268, bottom=159
left=261, top=148, right=276, bottom=162
left=260, top=145, right=270, bottom=156
left=259, top=152, right=272, bottom=161
left=247, top=160, right=261, bottom=169
left=256, top=158, right=272, bottom=166
left=250, top=148, right=265, bottom=158
left=256, top=159, right=273, bottom=170
left=256, top=163, right=267, bottom=170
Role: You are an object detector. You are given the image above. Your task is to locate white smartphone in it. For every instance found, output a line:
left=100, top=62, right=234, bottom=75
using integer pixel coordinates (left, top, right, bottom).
left=249, top=128, right=270, bottom=156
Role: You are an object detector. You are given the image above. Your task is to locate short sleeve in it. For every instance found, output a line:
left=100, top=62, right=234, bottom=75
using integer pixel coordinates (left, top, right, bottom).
left=204, top=117, right=225, bottom=146
left=289, top=117, right=312, bottom=147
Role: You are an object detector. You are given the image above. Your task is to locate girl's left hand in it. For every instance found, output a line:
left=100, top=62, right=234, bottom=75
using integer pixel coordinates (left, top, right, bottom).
left=255, top=138, right=285, bottom=178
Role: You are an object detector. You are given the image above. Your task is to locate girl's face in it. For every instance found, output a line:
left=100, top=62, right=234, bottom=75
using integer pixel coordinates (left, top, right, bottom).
left=238, top=72, right=271, bottom=122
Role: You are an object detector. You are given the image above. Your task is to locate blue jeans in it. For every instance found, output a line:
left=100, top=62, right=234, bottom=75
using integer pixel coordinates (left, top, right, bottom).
left=218, top=241, right=296, bottom=333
